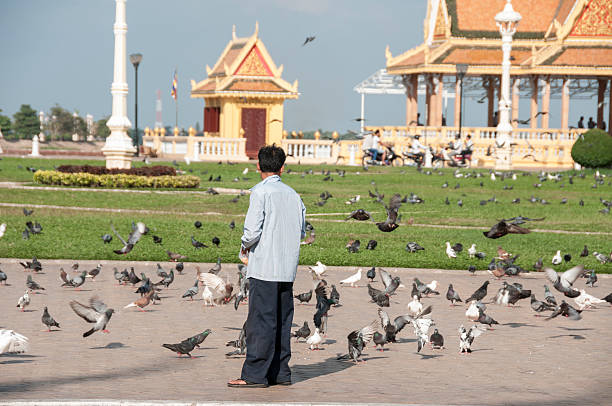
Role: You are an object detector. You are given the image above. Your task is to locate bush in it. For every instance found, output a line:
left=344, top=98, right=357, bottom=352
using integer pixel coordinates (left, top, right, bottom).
left=571, top=129, right=612, bottom=168
left=33, top=170, right=199, bottom=189
left=56, top=165, right=176, bottom=177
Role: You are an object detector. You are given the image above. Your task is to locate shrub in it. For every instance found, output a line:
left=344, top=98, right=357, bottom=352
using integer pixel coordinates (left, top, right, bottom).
left=33, top=170, right=199, bottom=189
left=56, top=164, right=176, bottom=177
left=571, top=129, right=612, bottom=168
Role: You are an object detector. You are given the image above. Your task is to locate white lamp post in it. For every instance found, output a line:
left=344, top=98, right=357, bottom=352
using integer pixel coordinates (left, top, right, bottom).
left=494, top=0, right=521, bottom=170
left=72, top=111, right=79, bottom=141
left=38, top=110, right=45, bottom=142
left=102, top=0, right=136, bottom=168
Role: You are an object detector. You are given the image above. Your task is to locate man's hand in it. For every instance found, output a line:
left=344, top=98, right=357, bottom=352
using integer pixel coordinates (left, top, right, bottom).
left=240, top=247, right=249, bottom=265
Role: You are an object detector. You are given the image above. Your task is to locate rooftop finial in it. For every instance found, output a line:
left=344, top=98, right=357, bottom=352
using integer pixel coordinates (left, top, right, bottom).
left=232, top=24, right=236, bottom=40
left=254, top=21, right=259, bottom=37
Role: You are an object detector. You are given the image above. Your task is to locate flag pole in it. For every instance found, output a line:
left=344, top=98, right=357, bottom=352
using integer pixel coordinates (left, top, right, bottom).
left=175, top=67, right=178, bottom=130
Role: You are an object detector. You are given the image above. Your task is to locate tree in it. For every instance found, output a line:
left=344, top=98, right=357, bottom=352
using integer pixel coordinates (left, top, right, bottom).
left=13, top=104, right=39, bottom=139
left=0, top=114, right=11, bottom=137
left=95, top=117, right=111, bottom=139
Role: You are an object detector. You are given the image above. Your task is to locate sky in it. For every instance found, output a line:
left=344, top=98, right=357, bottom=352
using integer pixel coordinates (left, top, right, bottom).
left=0, top=0, right=599, bottom=133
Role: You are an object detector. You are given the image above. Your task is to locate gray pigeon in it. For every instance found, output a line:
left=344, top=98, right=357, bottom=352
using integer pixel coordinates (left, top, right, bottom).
left=446, top=284, right=462, bottom=305
left=291, top=321, right=311, bottom=342
left=530, top=294, right=555, bottom=316
left=546, top=300, right=582, bottom=321
left=182, top=280, right=199, bottom=300
left=70, top=297, right=115, bottom=337
left=0, top=268, right=7, bottom=284
left=42, top=306, right=60, bottom=331
left=26, top=275, right=45, bottom=292
left=545, top=265, right=586, bottom=298
left=543, top=285, right=558, bottom=307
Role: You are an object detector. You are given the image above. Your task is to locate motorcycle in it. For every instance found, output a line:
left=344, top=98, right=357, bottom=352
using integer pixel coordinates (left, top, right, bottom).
left=362, top=146, right=405, bottom=167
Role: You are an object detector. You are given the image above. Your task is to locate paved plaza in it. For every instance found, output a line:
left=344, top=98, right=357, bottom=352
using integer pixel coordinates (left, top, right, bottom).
left=0, top=259, right=611, bottom=405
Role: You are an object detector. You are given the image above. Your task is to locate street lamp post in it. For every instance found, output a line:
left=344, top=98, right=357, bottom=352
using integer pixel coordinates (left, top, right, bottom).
left=72, top=111, right=79, bottom=141
left=494, top=0, right=521, bottom=170
left=455, top=64, right=468, bottom=139
left=38, top=110, right=45, bottom=142
left=130, top=53, right=142, bottom=157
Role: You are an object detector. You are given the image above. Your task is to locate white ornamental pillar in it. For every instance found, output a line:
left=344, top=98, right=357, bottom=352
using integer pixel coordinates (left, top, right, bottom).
left=102, top=0, right=136, bottom=169
left=30, top=135, right=40, bottom=157
left=494, top=0, right=521, bottom=170
left=38, top=111, right=46, bottom=142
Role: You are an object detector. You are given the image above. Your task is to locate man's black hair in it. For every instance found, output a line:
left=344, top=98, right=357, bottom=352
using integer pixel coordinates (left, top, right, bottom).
left=466, top=134, right=471, bottom=139
left=258, top=145, right=286, bottom=173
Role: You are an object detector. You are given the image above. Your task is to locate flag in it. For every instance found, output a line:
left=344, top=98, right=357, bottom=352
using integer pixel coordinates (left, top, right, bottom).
left=171, top=70, right=177, bottom=100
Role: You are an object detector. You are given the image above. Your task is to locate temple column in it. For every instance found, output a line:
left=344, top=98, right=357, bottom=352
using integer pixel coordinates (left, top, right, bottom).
left=512, top=77, right=520, bottom=128
left=454, top=74, right=462, bottom=127
left=425, top=74, right=433, bottom=126
left=561, top=77, right=570, bottom=130
left=541, top=76, right=551, bottom=129
left=435, top=74, right=444, bottom=126
left=487, top=77, right=495, bottom=127
left=403, top=74, right=419, bottom=127
left=597, top=78, right=607, bottom=129
left=530, top=75, right=539, bottom=129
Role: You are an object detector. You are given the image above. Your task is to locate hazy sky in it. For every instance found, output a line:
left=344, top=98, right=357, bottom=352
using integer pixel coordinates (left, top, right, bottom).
left=0, top=0, right=598, bottom=132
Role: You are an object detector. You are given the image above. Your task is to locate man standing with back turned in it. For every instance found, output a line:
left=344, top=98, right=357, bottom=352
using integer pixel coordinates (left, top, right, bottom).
left=228, top=145, right=306, bottom=388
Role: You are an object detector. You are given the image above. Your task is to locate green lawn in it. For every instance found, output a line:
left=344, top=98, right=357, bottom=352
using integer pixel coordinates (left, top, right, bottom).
left=0, top=156, right=611, bottom=272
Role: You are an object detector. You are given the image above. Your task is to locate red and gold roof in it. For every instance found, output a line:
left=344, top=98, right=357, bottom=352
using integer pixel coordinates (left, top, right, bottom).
left=191, top=23, right=299, bottom=99
left=386, top=0, right=612, bottom=77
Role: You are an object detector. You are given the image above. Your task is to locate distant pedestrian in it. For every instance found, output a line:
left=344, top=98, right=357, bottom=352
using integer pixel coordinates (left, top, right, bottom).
left=228, top=145, right=306, bottom=388
left=577, top=116, right=584, bottom=128
left=587, top=117, right=596, bottom=129
left=600, top=120, right=607, bottom=131
left=417, top=113, right=422, bottom=126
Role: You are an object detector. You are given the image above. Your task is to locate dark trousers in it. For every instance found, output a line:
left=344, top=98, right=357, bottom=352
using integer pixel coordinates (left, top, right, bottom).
left=241, top=278, right=294, bottom=385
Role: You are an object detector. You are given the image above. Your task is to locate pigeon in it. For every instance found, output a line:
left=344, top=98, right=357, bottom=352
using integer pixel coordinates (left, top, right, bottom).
left=26, top=221, right=42, bottom=234
left=0, top=329, right=30, bottom=354
left=379, top=269, right=401, bottom=296
left=0, top=267, right=6, bottom=285
left=459, top=325, right=484, bottom=354
left=291, top=321, right=311, bottom=342
left=543, top=285, right=558, bottom=306
left=110, top=222, right=146, bottom=255
left=175, top=262, right=184, bottom=274
left=188, top=329, right=213, bottom=348
left=451, top=243, right=463, bottom=253
left=366, top=239, right=377, bottom=250
left=494, top=282, right=531, bottom=306
left=113, top=268, right=127, bottom=285
left=593, top=252, right=610, bottom=264
left=309, top=261, right=327, bottom=278
left=124, top=290, right=155, bottom=311
left=26, top=275, right=45, bottom=292
left=302, top=35, right=316, bottom=46
left=445, top=242, right=457, bottom=258
left=162, top=336, right=199, bottom=358
left=545, top=265, right=586, bottom=298
left=377, top=308, right=418, bottom=343
left=152, top=235, right=162, bottom=244
left=407, top=295, right=423, bottom=317
left=602, top=292, right=612, bottom=305
left=41, top=306, right=60, bottom=331
left=546, top=300, right=582, bottom=321
left=330, top=285, right=340, bottom=305
left=340, top=269, right=362, bottom=287
left=410, top=309, right=435, bottom=352
left=574, top=290, right=606, bottom=310
left=22, top=228, right=30, bottom=240
left=465, top=281, right=490, bottom=303
left=212, top=237, right=220, bottom=247
left=468, top=244, right=477, bottom=258
left=182, top=280, right=199, bottom=300
left=533, top=257, right=543, bottom=272
left=346, top=239, right=361, bottom=253
left=457, top=199, right=463, bottom=207
left=373, top=331, right=387, bottom=351
left=86, top=264, right=102, bottom=280
left=413, top=278, right=439, bottom=296
left=376, top=194, right=401, bottom=232
left=155, top=270, right=174, bottom=288
left=101, top=234, right=113, bottom=244
left=483, top=221, right=530, bottom=239
left=294, top=290, right=313, bottom=304
left=368, top=284, right=390, bottom=307
left=345, top=209, right=371, bottom=221
left=430, top=329, right=444, bottom=349
left=585, top=270, right=597, bottom=287
left=366, top=267, right=376, bottom=282
left=406, top=242, right=425, bottom=253
left=127, top=268, right=141, bottom=285
left=477, top=308, right=499, bottom=329
left=166, top=250, right=187, bottom=262
left=202, top=286, right=214, bottom=307
left=226, top=322, right=247, bottom=356
left=465, top=301, right=481, bottom=321
left=208, top=257, right=222, bottom=274
left=446, top=284, right=462, bottom=305
left=61, top=271, right=87, bottom=289
left=229, top=220, right=235, bottom=230
left=552, top=251, right=562, bottom=265
left=197, top=271, right=232, bottom=299
left=19, top=257, right=42, bottom=272
left=530, top=294, right=556, bottom=315
left=580, top=245, right=589, bottom=257
left=191, top=236, right=208, bottom=249
left=468, top=265, right=477, bottom=275
left=346, top=195, right=360, bottom=205
left=16, top=290, right=31, bottom=311
left=301, top=231, right=316, bottom=245
left=23, top=208, right=34, bottom=216
left=339, top=320, right=378, bottom=363
left=70, top=297, right=115, bottom=337
left=194, top=221, right=202, bottom=228
left=306, top=328, right=322, bottom=350
left=313, top=283, right=335, bottom=334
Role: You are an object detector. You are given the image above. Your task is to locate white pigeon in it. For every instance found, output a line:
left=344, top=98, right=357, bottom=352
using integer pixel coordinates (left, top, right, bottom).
left=345, top=195, right=360, bottom=205
left=407, top=295, right=423, bottom=317
left=242, top=167, right=249, bottom=175
left=465, top=301, right=480, bottom=321
left=593, top=252, right=610, bottom=264
left=339, top=268, right=362, bottom=287
left=198, top=272, right=229, bottom=297
left=426, top=280, right=438, bottom=292
left=459, top=325, right=484, bottom=354
left=0, top=223, right=6, bottom=239
left=412, top=317, right=435, bottom=353
left=574, top=289, right=606, bottom=310
left=512, top=174, right=517, bottom=181
left=445, top=242, right=457, bottom=259
left=490, top=172, right=496, bottom=181
left=17, top=290, right=30, bottom=312
left=552, top=250, right=562, bottom=265
left=468, top=244, right=477, bottom=258
left=309, top=261, right=327, bottom=278
left=0, top=329, right=29, bottom=354
left=184, top=157, right=191, bottom=165
left=306, top=328, right=322, bottom=350
left=202, top=286, right=215, bottom=307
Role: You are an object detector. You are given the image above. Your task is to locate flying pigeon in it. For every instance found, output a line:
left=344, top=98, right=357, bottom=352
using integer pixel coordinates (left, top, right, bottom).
left=483, top=221, right=530, bottom=239
left=376, top=194, right=401, bottom=232
left=546, top=300, right=582, bottom=321
left=70, top=297, right=115, bottom=337
left=110, top=222, right=146, bottom=255
left=459, top=325, right=484, bottom=354
left=379, top=269, right=401, bottom=296
left=338, top=320, right=378, bottom=363
left=0, top=330, right=29, bottom=354
left=545, top=265, right=586, bottom=298
left=377, top=308, right=420, bottom=343
left=345, top=209, right=371, bottom=221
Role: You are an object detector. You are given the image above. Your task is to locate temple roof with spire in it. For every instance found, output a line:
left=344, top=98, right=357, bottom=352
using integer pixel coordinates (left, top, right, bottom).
left=386, top=0, right=612, bottom=77
left=191, top=23, right=299, bottom=99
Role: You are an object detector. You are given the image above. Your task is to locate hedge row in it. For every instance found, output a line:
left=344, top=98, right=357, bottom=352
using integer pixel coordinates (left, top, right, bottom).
left=33, top=170, right=200, bottom=189
left=56, top=164, right=176, bottom=176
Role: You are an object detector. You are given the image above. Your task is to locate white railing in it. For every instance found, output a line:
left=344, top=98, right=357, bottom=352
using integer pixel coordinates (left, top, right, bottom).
left=142, top=136, right=248, bottom=162
left=281, top=139, right=338, bottom=163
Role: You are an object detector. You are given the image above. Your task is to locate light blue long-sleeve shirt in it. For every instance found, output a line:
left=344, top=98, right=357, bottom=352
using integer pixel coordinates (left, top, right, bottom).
left=241, top=175, right=306, bottom=282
